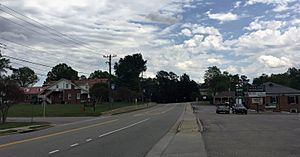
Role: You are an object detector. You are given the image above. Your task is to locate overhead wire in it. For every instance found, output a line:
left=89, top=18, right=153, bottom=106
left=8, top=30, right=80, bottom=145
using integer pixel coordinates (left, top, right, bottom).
left=0, top=3, right=106, bottom=56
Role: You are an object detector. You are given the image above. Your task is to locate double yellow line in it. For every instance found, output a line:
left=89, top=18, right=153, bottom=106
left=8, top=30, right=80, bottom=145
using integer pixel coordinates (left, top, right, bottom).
left=0, top=119, right=118, bottom=149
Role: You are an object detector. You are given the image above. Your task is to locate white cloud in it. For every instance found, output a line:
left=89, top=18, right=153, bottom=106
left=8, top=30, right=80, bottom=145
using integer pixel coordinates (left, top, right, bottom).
left=258, top=55, right=291, bottom=68
left=207, top=11, right=240, bottom=23
left=181, top=28, right=192, bottom=37
left=234, top=1, right=242, bottom=8
left=245, top=19, right=286, bottom=30
left=207, top=58, right=221, bottom=64
left=245, top=0, right=296, bottom=12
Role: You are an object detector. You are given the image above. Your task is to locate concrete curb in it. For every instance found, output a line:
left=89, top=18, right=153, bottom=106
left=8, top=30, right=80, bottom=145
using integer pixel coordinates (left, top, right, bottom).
left=0, top=124, right=53, bottom=136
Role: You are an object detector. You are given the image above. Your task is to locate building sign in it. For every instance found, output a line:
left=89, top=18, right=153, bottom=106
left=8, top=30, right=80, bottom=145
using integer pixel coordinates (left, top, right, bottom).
left=247, top=85, right=266, bottom=97
left=248, top=85, right=265, bottom=92
left=248, top=92, right=266, bottom=97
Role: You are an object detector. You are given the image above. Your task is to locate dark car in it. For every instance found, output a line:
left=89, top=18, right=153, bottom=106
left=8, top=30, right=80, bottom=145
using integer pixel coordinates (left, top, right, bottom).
left=216, top=105, right=230, bottom=114
left=232, top=104, right=248, bottom=114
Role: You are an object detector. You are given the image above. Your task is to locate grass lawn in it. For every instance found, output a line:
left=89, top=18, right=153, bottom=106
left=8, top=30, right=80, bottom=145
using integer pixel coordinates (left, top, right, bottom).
left=8, top=102, right=140, bottom=117
left=0, top=122, right=50, bottom=130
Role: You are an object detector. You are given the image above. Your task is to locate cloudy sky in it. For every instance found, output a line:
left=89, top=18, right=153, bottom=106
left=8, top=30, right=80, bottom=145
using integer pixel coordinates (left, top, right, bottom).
left=0, top=0, right=299, bottom=85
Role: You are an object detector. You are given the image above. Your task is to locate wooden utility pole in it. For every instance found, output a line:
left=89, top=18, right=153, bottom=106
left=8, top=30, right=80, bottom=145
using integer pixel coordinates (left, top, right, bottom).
left=103, top=54, right=117, bottom=109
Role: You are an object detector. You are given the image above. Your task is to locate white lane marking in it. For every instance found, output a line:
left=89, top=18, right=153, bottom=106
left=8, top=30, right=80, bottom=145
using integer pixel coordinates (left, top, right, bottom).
left=49, top=150, right=60, bottom=154
left=86, top=138, right=92, bottom=142
left=70, top=143, right=79, bottom=147
left=98, top=118, right=150, bottom=138
left=59, top=116, right=112, bottom=126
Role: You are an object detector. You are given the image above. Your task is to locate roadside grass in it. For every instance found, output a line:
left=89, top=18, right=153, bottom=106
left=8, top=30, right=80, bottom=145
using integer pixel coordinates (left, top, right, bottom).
left=8, top=102, right=141, bottom=117
left=0, top=122, right=50, bottom=130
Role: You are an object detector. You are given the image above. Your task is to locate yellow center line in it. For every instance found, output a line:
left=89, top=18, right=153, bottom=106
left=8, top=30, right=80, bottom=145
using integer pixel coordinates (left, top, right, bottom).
left=0, top=119, right=118, bottom=149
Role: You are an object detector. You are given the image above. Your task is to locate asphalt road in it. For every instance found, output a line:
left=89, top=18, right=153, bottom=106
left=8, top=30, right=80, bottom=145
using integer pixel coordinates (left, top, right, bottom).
left=194, top=105, right=300, bottom=157
left=0, top=103, right=184, bottom=157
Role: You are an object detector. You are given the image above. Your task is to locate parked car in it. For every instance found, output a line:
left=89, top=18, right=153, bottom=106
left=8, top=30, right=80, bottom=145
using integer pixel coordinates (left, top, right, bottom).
left=232, top=104, right=248, bottom=114
left=216, top=104, right=230, bottom=114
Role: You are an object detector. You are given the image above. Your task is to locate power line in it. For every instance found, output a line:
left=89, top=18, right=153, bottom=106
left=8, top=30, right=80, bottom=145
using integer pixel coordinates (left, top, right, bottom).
left=10, top=62, right=48, bottom=77
left=3, top=55, right=52, bottom=68
left=1, top=39, right=96, bottom=69
left=2, top=54, right=90, bottom=75
left=0, top=4, right=105, bottom=55
left=0, top=3, right=100, bottom=50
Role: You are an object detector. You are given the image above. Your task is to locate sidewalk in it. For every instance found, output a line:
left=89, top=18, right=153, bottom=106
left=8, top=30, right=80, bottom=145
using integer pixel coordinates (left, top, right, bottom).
left=146, top=104, right=207, bottom=157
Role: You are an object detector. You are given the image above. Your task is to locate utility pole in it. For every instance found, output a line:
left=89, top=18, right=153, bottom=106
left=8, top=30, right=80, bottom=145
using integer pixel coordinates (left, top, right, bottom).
left=103, top=54, right=117, bottom=109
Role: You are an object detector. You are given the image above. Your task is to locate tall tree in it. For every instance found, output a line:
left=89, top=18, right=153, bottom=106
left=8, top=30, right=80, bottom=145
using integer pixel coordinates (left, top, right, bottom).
left=46, top=63, right=79, bottom=82
left=114, top=53, right=147, bottom=91
left=89, top=83, right=109, bottom=103
left=204, top=66, right=226, bottom=96
left=11, top=67, right=38, bottom=87
left=89, top=70, right=110, bottom=79
left=0, top=77, right=24, bottom=124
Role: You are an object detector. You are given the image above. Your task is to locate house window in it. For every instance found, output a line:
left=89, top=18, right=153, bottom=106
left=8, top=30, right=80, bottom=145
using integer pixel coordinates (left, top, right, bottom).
left=66, top=84, right=69, bottom=89
left=252, top=98, right=263, bottom=104
left=56, top=85, right=59, bottom=88
left=270, top=96, right=278, bottom=103
left=288, top=96, right=298, bottom=104
left=68, top=93, right=72, bottom=100
left=77, top=93, right=80, bottom=100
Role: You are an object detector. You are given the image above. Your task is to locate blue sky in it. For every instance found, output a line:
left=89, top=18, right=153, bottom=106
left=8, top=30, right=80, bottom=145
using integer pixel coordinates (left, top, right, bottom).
left=0, top=0, right=300, bottom=85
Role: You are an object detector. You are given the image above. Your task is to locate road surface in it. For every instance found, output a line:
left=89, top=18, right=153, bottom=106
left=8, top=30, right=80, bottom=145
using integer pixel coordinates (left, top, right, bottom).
left=0, top=104, right=184, bottom=157
left=194, top=105, right=300, bottom=157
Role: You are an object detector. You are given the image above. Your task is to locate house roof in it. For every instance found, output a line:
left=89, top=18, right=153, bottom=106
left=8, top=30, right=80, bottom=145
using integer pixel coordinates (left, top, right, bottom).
left=263, top=82, right=300, bottom=94
left=73, top=78, right=108, bottom=87
left=21, top=87, right=44, bottom=95
left=214, top=91, right=235, bottom=98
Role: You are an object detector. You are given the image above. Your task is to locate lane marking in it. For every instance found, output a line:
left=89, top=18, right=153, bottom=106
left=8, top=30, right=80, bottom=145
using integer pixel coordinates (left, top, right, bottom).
left=86, top=139, right=92, bottom=142
left=0, top=119, right=118, bottom=149
left=70, top=143, right=79, bottom=147
left=49, top=150, right=60, bottom=154
left=59, top=116, right=112, bottom=126
left=98, top=118, right=150, bottom=138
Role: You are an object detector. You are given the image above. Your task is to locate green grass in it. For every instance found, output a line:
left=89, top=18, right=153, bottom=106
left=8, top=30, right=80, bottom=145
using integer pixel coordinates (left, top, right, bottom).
left=8, top=102, right=140, bottom=117
left=0, top=122, right=49, bottom=130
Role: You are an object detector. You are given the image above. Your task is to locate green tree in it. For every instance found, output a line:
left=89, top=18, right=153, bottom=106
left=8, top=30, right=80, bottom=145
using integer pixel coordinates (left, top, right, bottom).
left=204, top=66, right=226, bottom=96
left=0, top=77, right=24, bottom=124
left=89, top=70, right=110, bottom=79
left=89, top=83, right=109, bottom=103
left=114, top=53, right=147, bottom=91
left=46, top=63, right=79, bottom=82
left=11, top=67, right=38, bottom=87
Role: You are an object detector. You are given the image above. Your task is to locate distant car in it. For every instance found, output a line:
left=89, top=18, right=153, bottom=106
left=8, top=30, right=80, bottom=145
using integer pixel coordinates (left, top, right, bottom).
left=216, top=105, right=230, bottom=114
left=232, top=104, right=248, bottom=114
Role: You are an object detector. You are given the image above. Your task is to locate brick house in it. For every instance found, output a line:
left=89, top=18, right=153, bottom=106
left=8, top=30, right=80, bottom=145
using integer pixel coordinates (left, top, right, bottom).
left=245, top=82, right=300, bottom=112
left=38, top=78, right=108, bottom=104
left=21, top=87, right=44, bottom=103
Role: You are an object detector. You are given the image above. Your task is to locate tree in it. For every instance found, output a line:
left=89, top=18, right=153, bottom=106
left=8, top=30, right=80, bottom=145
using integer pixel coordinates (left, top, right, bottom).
left=89, top=70, right=110, bottom=79
left=46, top=63, right=79, bottom=82
left=11, top=67, right=38, bottom=87
left=0, top=53, right=10, bottom=77
left=80, top=75, right=87, bottom=80
left=0, top=77, right=24, bottom=124
left=114, top=53, right=147, bottom=91
left=204, top=66, right=227, bottom=96
left=89, top=83, right=109, bottom=103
